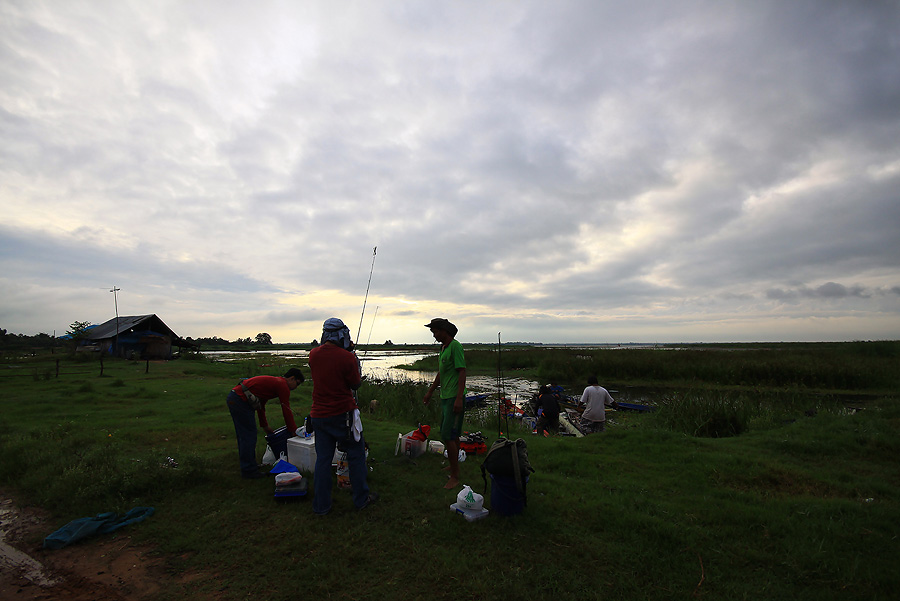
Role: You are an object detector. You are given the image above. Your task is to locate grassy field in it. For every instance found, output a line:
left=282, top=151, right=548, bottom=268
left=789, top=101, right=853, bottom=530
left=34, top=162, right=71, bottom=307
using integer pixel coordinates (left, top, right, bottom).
left=1, top=345, right=898, bottom=600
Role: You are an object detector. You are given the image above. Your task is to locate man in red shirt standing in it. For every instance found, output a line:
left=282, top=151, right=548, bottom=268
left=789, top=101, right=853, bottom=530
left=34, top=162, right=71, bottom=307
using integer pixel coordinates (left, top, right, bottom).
left=226, top=367, right=304, bottom=479
left=308, top=318, right=377, bottom=514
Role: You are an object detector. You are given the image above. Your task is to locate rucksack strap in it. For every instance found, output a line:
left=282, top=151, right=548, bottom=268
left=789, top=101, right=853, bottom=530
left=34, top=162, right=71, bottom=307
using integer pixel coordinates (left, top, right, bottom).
left=481, top=438, right=531, bottom=504
left=511, top=439, right=523, bottom=495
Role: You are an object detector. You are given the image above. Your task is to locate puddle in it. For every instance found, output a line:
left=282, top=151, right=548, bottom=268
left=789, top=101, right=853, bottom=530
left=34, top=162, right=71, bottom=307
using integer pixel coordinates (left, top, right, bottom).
left=0, top=503, right=57, bottom=587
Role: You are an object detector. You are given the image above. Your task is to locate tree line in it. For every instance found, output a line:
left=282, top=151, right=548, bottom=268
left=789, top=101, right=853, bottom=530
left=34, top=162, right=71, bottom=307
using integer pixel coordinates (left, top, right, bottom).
left=3, top=322, right=396, bottom=353
left=184, top=332, right=277, bottom=348
left=0, top=328, right=58, bottom=351
left=0, top=323, right=282, bottom=352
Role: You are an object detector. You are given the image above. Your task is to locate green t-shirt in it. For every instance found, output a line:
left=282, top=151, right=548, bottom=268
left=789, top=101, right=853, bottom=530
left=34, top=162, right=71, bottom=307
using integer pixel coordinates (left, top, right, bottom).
left=438, top=339, right=466, bottom=399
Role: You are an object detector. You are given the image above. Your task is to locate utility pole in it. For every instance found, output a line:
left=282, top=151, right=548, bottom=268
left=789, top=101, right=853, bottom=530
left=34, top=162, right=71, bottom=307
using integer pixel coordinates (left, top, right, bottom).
left=110, top=286, right=120, bottom=357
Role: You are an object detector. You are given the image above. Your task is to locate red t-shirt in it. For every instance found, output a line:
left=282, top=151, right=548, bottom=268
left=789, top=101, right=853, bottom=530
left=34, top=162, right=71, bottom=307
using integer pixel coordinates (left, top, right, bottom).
left=308, top=343, right=361, bottom=418
left=231, top=375, right=298, bottom=431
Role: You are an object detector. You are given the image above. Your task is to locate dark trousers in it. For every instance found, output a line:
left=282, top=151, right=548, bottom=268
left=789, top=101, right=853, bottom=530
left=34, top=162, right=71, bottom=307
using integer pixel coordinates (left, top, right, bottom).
left=536, top=414, right=560, bottom=435
left=227, top=391, right=258, bottom=475
left=311, top=414, right=369, bottom=514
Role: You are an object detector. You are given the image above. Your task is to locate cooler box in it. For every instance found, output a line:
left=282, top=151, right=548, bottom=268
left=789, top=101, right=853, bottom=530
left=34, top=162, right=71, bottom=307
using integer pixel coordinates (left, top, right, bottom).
left=396, top=431, right=427, bottom=458
left=265, top=426, right=292, bottom=459
left=449, top=502, right=489, bottom=521
left=287, top=435, right=356, bottom=474
left=490, top=474, right=529, bottom=516
left=287, top=435, right=317, bottom=473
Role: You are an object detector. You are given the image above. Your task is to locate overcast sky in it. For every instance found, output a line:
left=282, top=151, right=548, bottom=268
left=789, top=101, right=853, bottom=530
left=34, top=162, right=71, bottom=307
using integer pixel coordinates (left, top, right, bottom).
left=2, top=0, right=899, bottom=345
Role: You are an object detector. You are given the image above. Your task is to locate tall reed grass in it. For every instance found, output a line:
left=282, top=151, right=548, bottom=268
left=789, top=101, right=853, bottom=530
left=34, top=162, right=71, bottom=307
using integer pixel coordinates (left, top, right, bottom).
left=357, top=377, right=521, bottom=435
left=648, top=390, right=844, bottom=437
left=457, top=341, right=900, bottom=391
left=358, top=376, right=436, bottom=423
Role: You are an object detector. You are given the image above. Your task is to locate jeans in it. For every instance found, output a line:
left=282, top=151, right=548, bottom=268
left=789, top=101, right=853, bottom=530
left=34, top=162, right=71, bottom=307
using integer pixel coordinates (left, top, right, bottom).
left=227, top=391, right=258, bottom=475
left=579, top=417, right=606, bottom=434
left=311, top=414, right=369, bottom=514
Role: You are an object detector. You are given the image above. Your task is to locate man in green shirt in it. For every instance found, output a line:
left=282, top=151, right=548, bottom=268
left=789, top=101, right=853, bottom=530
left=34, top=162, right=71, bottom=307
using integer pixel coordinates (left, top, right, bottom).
left=423, top=318, right=466, bottom=489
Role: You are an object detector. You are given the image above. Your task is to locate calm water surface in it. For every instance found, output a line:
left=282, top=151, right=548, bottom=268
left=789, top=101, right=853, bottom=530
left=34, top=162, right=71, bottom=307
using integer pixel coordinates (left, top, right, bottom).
left=203, top=349, right=543, bottom=400
left=202, top=348, right=664, bottom=405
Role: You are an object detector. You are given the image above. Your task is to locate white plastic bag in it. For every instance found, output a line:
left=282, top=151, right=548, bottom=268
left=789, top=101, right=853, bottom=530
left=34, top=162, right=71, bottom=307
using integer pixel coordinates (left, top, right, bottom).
left=261, top=445, right=276, bottom=465
left=456, top=485, right=483, bottom=511
left=275, top=472, right=302, bottom=486
left=443, top=448, right=467, bottom=462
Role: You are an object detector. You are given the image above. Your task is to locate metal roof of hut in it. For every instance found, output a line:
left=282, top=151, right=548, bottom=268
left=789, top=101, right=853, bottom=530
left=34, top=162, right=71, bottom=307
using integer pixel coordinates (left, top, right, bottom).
left=85, top=314, right=180, bottom=341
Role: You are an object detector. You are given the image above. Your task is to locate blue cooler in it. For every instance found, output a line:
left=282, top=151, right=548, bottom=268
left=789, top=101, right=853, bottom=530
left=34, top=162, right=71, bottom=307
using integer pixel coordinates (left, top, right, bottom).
left=490, top=474, right=529, bottom=516
left=265, top=426, right=292, bottom=460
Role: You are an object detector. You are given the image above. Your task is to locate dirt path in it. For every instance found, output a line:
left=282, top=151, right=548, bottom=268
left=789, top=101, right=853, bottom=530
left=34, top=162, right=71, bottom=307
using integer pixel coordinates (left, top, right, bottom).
left=0, top=492, right=168, bottom=600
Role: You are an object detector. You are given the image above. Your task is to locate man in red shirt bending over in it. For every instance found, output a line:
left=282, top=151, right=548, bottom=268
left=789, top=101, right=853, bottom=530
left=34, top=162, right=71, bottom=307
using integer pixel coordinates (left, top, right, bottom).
left=226, top=367, right=304, bottom=479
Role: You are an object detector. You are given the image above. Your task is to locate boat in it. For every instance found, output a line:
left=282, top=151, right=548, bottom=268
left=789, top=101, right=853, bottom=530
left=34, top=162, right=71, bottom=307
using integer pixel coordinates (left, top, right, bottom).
left=613, top=401, right=654, bottom=412
left=559, top=409, right=584, bottom=437
left=464, top=393, right=490, bottom=408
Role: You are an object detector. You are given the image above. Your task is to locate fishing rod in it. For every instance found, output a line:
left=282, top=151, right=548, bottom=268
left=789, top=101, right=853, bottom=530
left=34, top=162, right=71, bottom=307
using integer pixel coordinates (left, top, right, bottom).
left=365, top=305, right=379, bottom=348
left=497, top=332, right=508, bottom=437
left=356, top=246, right=377, bottom=345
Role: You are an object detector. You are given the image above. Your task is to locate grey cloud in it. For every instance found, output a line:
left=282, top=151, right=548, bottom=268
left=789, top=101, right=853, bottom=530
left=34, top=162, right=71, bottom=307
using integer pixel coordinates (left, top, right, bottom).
left=767, top=282, right=873, bottom=301
left=2, top=1, right=899, bottom=342
left=263, top=309, right=328, bottom=325
left=0, top=226, right=275, bottom=295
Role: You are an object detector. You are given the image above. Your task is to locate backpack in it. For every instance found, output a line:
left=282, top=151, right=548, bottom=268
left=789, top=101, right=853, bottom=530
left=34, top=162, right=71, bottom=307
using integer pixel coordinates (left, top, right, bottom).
left=480, top=437, right=535, bottom=502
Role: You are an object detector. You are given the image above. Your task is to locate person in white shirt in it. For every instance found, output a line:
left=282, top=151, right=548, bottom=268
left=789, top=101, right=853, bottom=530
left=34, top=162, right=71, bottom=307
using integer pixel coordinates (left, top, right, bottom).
left=579, top=376, right=616, bottom=434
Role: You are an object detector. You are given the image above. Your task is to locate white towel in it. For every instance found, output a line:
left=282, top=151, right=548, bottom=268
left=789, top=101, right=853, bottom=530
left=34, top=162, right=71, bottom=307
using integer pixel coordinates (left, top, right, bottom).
left=352, top=408, right=363, bottom=442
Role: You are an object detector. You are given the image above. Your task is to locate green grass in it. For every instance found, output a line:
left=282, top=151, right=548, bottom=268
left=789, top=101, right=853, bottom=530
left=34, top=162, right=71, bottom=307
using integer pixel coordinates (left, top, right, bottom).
left=1, top=351, right=898, bottom=600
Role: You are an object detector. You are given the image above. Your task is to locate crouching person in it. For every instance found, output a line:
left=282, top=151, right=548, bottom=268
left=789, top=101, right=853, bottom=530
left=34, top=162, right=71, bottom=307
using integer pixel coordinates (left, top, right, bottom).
left=308, top=318, right=377, bottom=514
left=226, top=367, right=304, bottom=479
left=533, top=385, right=561, bottom=436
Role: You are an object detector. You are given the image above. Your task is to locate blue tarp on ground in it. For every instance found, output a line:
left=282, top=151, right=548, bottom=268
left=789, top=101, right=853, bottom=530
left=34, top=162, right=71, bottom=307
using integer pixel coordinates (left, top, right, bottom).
left=43, top=506, right=155, bottom=550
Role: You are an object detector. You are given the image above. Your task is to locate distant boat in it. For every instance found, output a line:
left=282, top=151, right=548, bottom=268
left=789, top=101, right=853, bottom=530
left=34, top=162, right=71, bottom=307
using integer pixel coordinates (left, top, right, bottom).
left=464, top=394, right=489, bottom=408
left=613, top=401, right=654, bottom=412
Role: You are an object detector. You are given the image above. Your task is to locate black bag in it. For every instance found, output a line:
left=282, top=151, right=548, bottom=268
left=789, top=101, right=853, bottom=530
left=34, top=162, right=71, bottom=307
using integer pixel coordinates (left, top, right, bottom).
left=265, top=426, right=292, bottom=459
left=480, top=437, right=535, bottom=501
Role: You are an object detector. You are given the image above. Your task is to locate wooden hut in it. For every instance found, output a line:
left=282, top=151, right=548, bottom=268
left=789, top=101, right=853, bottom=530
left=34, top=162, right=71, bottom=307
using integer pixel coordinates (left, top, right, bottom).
left=81, top=314, right=191, bottom=359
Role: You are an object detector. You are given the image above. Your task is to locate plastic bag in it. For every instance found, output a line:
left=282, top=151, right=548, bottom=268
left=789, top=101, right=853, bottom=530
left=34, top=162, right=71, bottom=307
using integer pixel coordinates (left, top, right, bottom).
left=456, top=485, right=483, bottom=511
left=261, top=445, right=276, bottom=465
left=275, top=472, right=303, bottom=486
left=443, top=448, right=467, bottom=462
left=335, top=452, right=351, bottom=489
left=409, top=424, right=431, bottom=441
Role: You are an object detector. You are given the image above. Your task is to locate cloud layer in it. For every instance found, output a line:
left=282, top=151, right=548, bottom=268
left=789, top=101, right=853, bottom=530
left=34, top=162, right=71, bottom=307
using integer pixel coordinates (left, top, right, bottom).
left=2, top=1, right=899, bottom=343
